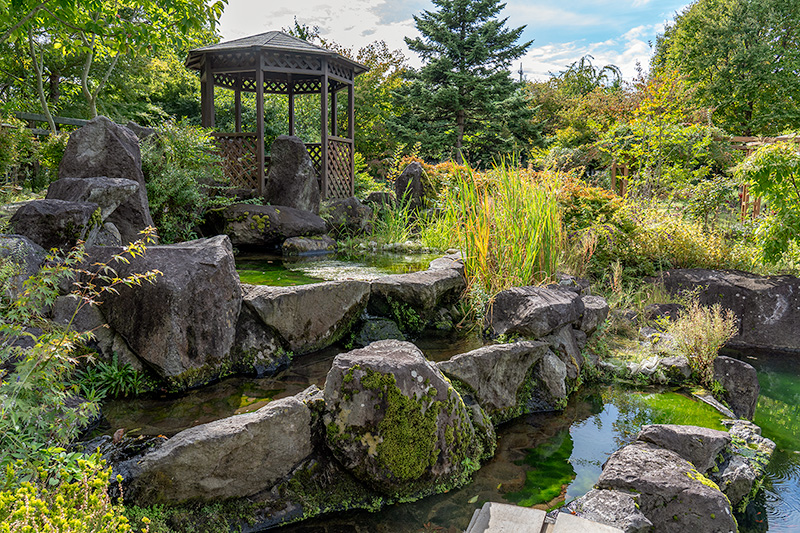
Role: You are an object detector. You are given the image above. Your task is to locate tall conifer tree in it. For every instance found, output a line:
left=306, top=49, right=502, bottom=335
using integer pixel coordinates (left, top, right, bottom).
left=394, top=0, right=535, bottom=163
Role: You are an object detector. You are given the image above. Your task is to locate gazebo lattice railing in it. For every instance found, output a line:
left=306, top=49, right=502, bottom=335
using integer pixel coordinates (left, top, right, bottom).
left=186, top=32, right=368, bottom=200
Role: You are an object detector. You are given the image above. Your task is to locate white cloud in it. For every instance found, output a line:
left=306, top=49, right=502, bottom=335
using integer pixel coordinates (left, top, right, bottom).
left=521, top=22, right=662, bottom=82
left=632, top=0, right=653, bottom=7
left=219, top=0, right=422, bottom=65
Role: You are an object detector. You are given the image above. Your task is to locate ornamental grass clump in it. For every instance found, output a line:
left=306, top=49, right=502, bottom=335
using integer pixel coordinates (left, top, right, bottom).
left=437, top=161, right=563, bottom=298
left=667, top=300, right=738, bottom=387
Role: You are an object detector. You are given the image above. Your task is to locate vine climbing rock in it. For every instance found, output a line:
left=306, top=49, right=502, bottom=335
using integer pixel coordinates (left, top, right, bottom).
left=58, top=116, right=154, bottom=243
left=322, top=340, right=494, bottom=498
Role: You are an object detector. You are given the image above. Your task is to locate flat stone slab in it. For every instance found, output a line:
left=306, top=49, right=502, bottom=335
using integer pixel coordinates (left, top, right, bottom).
left=552, top=512, right=624, bottom=533
left=466, top=502, right=545, bottom=533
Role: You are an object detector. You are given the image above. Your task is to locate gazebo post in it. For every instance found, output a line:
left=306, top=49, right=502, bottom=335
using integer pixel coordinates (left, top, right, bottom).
left=200, top=59, right=215, bottom=128
left=348, top=84, right=355, bottom=196
left=331, top=90, right=338, bottom=137
left=255, top=53, right=265, bottom=196
left=320, top=58, right=329, bottom=198
left=234, top=74, right=242, bottom=133
left=186, top=31, right=369, bottom=200
left=287, top=74, right=295, bottom=136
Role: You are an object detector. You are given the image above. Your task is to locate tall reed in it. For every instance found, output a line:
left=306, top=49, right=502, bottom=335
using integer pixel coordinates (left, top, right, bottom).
left=438, top=161, right=563, bottom=298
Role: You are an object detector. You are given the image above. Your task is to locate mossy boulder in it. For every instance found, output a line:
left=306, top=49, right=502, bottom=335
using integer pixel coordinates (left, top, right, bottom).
left=322, top=340, right=492, bottom=498
left=320, top=196, right=372, bottom=237
left=208, top=203, right=326, bottom=248
left=0, top=234, right=45, bottom=301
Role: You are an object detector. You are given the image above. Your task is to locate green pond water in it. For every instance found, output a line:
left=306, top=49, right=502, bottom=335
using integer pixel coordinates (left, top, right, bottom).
left=100, top=335, right=800, bottom=531
left=725, top=349, right=800, bottom=533
left=236, top=252, right=441, bottom=286
left=271, top=385, right=728, bottom=533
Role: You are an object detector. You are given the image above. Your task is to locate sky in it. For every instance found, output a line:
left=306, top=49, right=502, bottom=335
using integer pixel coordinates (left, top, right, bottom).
left=218, top=0, right=693, bottom=82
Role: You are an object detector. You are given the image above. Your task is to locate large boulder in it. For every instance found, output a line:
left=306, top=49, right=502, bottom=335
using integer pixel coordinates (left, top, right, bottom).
left=597, top=442, right=737, bottom=533
left=713, top=355, right=759, bottom=419
left=579, top=295, right=610, bottom=335
left=562, top=489, right=653, bottom=533
left=209, top=203, right=326, bottom=248
left=58, top=116, right=154, bottom=243
left=46, top=177, right=139, bottom=222
left=637, top=424, right=731, bottom=472
left=320, top=196, right=372, bottom=237
left=128, top=395, right=312, bottom=504
left=662, top=269, right=800, bottom=353
left=0, top=235, right=45, bottom=300
left=86, top=235, right=241, bottom=389
left=368, top=268, right=466, bottom=327
left=50, top=294, right=141, bottom=370
left=437, top=341, right=567, bottom=423
left=394, top=162, right=424, bottom=210
left=242, top=280, right=370, bottom=356
left=490, top=286, right=584, bottom=339
left=8, top=199, right=100, bottom=250
left=323, top=340, right=492, bottom=498
left=264, top=135, right=320, bottom=214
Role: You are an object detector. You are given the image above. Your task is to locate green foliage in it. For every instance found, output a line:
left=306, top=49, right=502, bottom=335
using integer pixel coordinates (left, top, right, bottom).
left=734, top=142, right=800, bottom=262
left=0, top=454, right=133, bottom=532
left=142, top=122, right=232, bottom=243
left=387, top=297, right=423, bottom=334
left=667, top=300, right=738, bottom=388
left=653, top=0, right=800, bottom=135
left=76, top=355, right=152, bottom=399
left=394, top=0, right=535, bottom=164
left=0, top=230, right=160, bottom=484
left=436, top=162, right=562, bottom=299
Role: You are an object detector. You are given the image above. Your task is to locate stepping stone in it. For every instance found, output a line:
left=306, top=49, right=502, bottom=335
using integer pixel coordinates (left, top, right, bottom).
left=465, top=502, right=546, bottom=533
left=552, top=512, right=624, bottom=533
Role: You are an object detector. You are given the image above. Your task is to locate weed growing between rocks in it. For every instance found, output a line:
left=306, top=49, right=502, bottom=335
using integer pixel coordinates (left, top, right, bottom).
left=666, top=300, right=738, bottom=388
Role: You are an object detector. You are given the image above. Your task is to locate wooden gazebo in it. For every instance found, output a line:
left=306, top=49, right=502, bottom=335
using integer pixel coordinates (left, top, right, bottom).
left=185, top=31, right=368, bottom=199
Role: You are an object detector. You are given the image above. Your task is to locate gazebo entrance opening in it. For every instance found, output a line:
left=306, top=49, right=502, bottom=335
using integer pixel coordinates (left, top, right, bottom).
left=185, top=32, right=368, bottom=199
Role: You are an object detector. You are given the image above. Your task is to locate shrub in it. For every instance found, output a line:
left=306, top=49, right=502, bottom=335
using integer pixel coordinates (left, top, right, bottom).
left=667, top=300, right=738, bottom=388
left=0, top=230, right=160, bottom=482
left=734, top=142, right=800, bottom=263
left=141, top=122, right=233, bottom=243
left=0, top=455, right=133, bottom=532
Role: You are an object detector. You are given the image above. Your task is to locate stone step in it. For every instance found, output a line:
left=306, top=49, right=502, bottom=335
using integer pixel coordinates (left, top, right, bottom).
left=552, top=512, right=623, bottom=533
left=464, top=503, right=623, bottom=533
left=465, top=502, right=545, bottom=533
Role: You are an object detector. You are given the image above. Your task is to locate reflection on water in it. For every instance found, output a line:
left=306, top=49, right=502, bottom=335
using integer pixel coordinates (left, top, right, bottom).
left=236, top=252, right=441, bottom=286
left=726, top=349, right=800, bottom=532
left=273, top=386, right=728, bottom=532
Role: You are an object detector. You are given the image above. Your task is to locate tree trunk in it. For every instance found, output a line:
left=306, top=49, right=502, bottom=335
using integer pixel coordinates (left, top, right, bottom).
left=27, top=28, right=56, bottom=133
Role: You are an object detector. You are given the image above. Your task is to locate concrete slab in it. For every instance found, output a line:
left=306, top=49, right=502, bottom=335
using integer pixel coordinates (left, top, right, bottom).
left=465, top=502, right=546, bottom=533
left=552, top=512, right=624, bottom=533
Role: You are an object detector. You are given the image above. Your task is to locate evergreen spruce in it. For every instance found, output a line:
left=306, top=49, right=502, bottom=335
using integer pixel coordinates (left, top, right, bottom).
left=393, top=0, right=536, bottom=164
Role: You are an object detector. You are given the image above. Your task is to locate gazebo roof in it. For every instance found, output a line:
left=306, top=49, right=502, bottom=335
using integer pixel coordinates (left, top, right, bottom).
left=185, top=31, right=368, bottom=75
